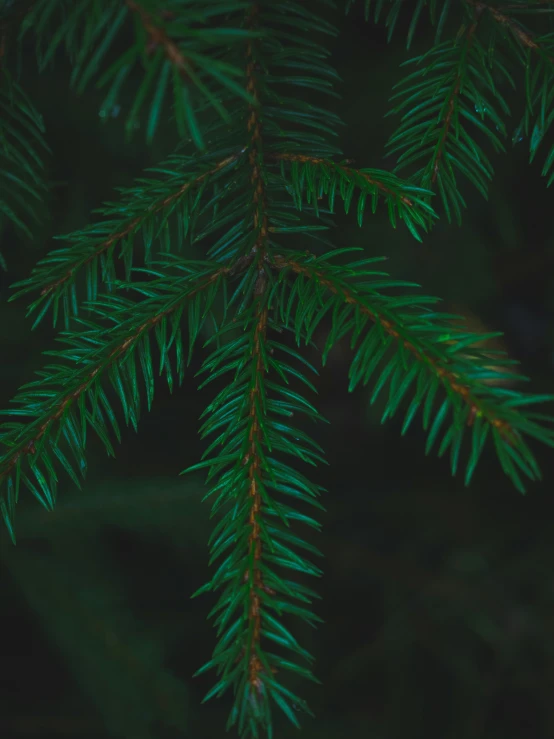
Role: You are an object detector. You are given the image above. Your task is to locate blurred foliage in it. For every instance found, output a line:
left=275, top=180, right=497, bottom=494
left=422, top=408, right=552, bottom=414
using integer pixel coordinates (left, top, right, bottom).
left=0, top=2, right=553, bottom=739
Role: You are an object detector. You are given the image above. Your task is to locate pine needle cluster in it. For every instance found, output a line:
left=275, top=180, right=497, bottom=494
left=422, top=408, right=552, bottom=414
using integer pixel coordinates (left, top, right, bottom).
left=1, top=1, right=554, bottom=736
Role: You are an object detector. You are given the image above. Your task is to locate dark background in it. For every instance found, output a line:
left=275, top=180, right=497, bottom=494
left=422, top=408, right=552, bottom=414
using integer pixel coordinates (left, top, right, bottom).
left=1, top=3, right=554, bottom=738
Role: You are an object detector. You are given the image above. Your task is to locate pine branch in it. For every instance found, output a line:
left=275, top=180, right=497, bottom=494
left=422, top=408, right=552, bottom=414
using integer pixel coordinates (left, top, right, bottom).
left=385, top=5, right=514, bottom=224
left=185, top=14, right=321, bottom=733
left=19, top=0, right=258, bottom=145
left=272, top=249, right=554, bottom=493
left=0, top=1, right=553, bottom=737
left=468, top=0, right=554, bottom=63
left=0, top=68, right=49, bottom=268
left=8, top=149, right=244, bottom=328
left=472, top=0, right=554, bottom=185
left=183, top=299, right=326, bottom=737
left=8, top=142, right=435, bottom=332
left=271, top=152, right=437, bottom=239
left=0, top=260, right=225, bottom=543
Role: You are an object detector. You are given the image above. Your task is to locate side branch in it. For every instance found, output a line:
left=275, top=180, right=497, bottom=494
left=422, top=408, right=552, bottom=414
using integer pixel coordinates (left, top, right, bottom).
left=0, top=266, right=226, bottom=501
left=275, top=255, right=515, bottom=442
left=34, top=152, right=242, bottom=300
left=431, top=9, right=483, bottom=184
left=467, top=0, right=554, bottom=63
left=272, top=153, right=415, bottom=207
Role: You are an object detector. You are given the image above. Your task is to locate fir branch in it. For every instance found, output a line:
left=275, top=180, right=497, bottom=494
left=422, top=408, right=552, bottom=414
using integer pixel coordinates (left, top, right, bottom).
left=272, top=249, right=554, bottom=492
left=474, top=0, right=554, bottom=185
left=270, top=152, right=437, bottom=240
left=428, top=11, right=484, bottom=186
left=185, top=5, right=333, bottom=735
left=9, top=149, right=244, bottom=327
left=468, top=0, right=554, bottom=62
left=1, top=1, right=554, bottom=736
left=0, top=261, right=225, bottom=543
left=19, top=0, right=257, bottom=145
left=0, top=68, right=49, bottom=266
left=385, top=6, right=513, bottom=224
left=184, top=300, right=325, bottom=738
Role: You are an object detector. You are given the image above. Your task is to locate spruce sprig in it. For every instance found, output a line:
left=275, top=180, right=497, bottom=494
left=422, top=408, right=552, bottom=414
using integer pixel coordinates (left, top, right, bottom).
left=0, top=260, right=224, bottom=544
left=0, top=69, right=50, bottom=265
left=384, top=11, right=513, bottom=224
left=8, top=147, right=245, bottom=328
left=19, top=0, right=259, bottom=146
left=360, top=1, right=554, bottom=222
left=1, top=1, right=554, bottom=736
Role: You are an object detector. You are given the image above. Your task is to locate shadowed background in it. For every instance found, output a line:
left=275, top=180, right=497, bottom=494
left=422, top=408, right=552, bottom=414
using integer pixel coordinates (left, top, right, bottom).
left=0, top=3, right=553, bottom=738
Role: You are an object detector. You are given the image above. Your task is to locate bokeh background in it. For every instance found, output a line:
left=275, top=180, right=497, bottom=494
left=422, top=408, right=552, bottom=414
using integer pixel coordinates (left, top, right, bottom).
left=1, top=3, right=554, bottom=738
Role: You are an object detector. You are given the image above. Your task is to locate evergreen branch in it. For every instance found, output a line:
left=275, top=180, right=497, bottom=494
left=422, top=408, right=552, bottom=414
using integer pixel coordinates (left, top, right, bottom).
left=270, top=152, right=437, bottom=240
left=8, top=149, right=244, bottom=328
left=199, top=10, right=315, bottom=732
left=475, top=1, right=554, bottom=185
left=0, top=261, right=226, bottom=543
left=19, top=0, right=257, bottom=145
left=272, top=249, right=554, bottom=493
left=184, top=299, right=325, bottom=739
left=385, top=8, right=513, bottom=224
left=2, top=0, right=553, bottom=735
left=122, top=0, right=258, bottom=146
left=468, top=0, right=554, bottom=62
left=0, top=68, right=50, bottom=267
left=19, top=0, right=129, bottom=80
left=427, top=14, right=483, bottom=187
left=184, top=8, right=328, bottom=735
left=245, top=0, right=343, bottom=161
